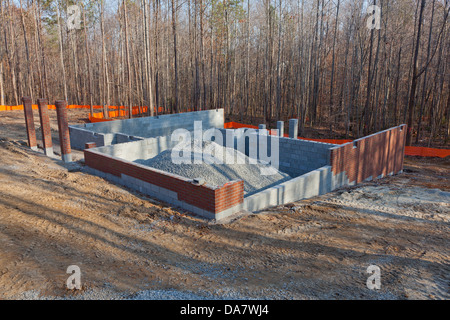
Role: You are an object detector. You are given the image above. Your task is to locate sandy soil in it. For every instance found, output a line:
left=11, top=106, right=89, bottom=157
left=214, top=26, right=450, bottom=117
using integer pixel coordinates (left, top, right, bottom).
left=0, top=109, right=449, bottom=300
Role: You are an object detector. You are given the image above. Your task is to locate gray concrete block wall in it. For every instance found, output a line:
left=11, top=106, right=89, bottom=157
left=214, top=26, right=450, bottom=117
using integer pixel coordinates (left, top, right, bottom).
left=92, top=135, right=176, bottom=162
left=70, top=109, right=225, bottom=149
left=70, top=124, right=129, bottom=150
left=115, top=133, right=145, bottom=144
left=277, top=138, right=334, bottom=177
left=83, top=109, right=224, bottom=134
left=217, top=128, right=335, bottom=177
left=243, top=163, right=360, bottom=213
left=243, top=165, right=334, bottom=212
left=69, top=126, right=106, bottom=150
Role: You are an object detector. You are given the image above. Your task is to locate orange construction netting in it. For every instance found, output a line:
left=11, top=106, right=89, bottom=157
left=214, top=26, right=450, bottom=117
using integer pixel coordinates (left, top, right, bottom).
left=224, top=122, right=450, bottom=158
left=1, top=104, right=165, bottom=122
left=88, top=106, right=165, bottom=122
left=0, top=104, right=103, bottom=111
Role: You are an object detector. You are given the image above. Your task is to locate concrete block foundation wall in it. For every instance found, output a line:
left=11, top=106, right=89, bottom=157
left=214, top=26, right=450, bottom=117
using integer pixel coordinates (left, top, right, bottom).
left=70, top=109, right=224, bottom=150
left=242, top=124, right=407, bottom=213
left=329, top=125, right=407, bottom=185
left=218, top=128, right=335, bottom=177
left=92, top=135, right=175, bottom=162
left=68, top=125, right=117, bottom=150
left=84, top=148, right=244, bottom=220
left=243, top=166, right=333, bottom=212
left=81, top=119, right=407, bottom=220
left=276, top=136, right=334, bottom=177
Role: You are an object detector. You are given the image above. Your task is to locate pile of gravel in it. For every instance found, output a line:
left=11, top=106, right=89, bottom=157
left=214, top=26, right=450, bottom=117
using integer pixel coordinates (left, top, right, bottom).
left=135, top=140, right=291, bottom=195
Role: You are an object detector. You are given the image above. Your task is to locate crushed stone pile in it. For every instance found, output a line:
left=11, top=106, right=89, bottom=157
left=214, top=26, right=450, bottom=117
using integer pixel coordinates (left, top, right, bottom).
left=135, top=140, right=291, bottom=195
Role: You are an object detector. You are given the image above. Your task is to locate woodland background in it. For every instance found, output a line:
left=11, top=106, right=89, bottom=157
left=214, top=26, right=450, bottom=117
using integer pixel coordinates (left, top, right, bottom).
left=0, top=0, right=448, bottom=146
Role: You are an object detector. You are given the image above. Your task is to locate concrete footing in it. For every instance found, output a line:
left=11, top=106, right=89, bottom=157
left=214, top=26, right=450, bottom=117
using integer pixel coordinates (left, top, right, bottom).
left=62, top=154, right=73, bottom=163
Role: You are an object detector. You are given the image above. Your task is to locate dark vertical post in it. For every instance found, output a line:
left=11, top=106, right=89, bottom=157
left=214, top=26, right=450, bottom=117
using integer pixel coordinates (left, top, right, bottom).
left=55, top=100, right=72, bottom=162
left=22, top=97, right=38, bottom=151
left=37, top=99, right=53, bottom=156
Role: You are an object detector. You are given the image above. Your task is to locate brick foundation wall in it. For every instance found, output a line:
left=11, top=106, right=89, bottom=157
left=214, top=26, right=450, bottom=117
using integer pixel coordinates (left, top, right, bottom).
left=84, top=149, right=244, bottom=215
left=330, top=125, right=407, bottom=184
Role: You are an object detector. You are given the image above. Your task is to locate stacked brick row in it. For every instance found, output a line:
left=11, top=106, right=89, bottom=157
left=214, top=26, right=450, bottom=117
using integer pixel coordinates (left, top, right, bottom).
left=215, top=181, right=244, bottom=213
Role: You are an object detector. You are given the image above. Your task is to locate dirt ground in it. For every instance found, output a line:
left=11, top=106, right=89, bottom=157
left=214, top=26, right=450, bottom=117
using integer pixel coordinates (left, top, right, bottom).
left=0, top=109, right=449, bottom=300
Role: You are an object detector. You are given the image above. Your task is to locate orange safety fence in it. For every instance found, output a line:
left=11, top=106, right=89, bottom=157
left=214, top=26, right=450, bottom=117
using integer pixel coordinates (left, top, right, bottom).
left=0, top=104, right=114, bottom=111
left=224, top=122, right=259, bottom=129
left=0, top=104, right=165, bottom=122
left=404, top=146, right=450, bottom=158
left=89, top=107, right=203, bottom=122
left=224, top=121, right=450, bottom=158
left=0, top=104, right=163, bottom=112
left=89, top=106, right=165, bottom=122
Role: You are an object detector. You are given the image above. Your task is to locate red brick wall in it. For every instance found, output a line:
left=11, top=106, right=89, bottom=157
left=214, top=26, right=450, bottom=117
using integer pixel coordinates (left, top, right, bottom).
left=330, top=125, right=407, bottom=184
left=84, top=150, right=244, bottom=215
left=85, top=142, right=97, bottom=149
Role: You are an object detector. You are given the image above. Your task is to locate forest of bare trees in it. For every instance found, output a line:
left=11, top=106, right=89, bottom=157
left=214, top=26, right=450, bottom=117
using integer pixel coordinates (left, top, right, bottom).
left=0, top=0, right=448, bottom=146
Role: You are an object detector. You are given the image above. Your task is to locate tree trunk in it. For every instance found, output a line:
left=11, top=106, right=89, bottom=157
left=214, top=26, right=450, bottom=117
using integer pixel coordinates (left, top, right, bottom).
left=83, top=6, right=93, bottom=116
left=329, top=0, right=340, bottom=135
left=416, top=0, right=436, bottom=144
left=56, top=5, right=68, bottom=101
left=172, top=0, right=179, bottom=113
left=406, top=0, right=426, bottom=146
left=0, top=63, right=4, bottom=106
left=124, top=0, right=132, bottom=117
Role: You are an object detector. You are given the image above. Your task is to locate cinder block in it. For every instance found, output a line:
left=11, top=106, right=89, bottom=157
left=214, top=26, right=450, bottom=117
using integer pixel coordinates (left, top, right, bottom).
left=276, top=121, right=284, bottom=137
